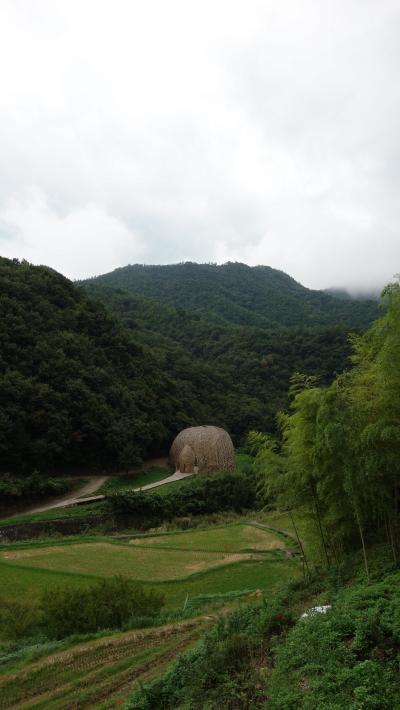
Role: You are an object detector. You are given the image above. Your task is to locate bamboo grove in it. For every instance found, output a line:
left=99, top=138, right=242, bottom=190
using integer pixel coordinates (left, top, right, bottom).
left=248, top=282, right=400, bottom=580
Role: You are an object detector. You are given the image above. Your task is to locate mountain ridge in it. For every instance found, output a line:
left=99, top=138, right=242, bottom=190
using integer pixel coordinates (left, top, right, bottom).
left=1, top=256, right=382, bottom=473
left=82, top=261, right=380, bottom=329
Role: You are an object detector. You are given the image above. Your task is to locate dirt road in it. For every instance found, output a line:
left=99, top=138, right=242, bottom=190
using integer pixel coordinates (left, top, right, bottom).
left=3, top=458, right=171, bottom=520
left=9, top=476, right=109, bottom=517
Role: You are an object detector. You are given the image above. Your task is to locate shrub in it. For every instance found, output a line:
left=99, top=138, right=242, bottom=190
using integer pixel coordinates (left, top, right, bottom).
left=125, top=601, right=282, bottom=709
left=268, top=571, right=400, bottom=709
left=41, top=576, right=164, bottom=638
left=0, top=598, right=39, bottom=640
left=108, top=469, right=260, bottom=524
left=0, top=472, right=70, bottom=502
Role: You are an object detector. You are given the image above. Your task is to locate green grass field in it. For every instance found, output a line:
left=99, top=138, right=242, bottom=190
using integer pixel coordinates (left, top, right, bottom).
left=0, top=554, right=297, bottom=612
left=100, top=456, right=254, bottom=497
left=259, top=508, right=322, bottom=558
left=1, top=542, right=253, bottom=580
left=0, top=516, right=301, bottom=709
left=0, top=453, right=319, bottom=709
left=0, top=524, right=299, bottom=612
left=151, top=453, right=254, bottom=497
left=130, top=523, right=286, bottom=552
left=0, top=555, right=299, bottom=708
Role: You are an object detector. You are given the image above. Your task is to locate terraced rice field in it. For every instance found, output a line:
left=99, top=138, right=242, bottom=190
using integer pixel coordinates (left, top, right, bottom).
left=0, top=522, right=300, bottom=708
left=0, top=523, right=299, bottom=611
left=130, top=523, right=286, bottom=552
left=0, top=525, right=285, bottom=580
left=0, top=618, right=209, bottom=710
left=1, top=542, right=249, bottom=580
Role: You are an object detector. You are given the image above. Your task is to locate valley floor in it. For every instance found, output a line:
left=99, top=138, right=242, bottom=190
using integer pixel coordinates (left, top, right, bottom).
left=0, top=520, right=300, bottom=708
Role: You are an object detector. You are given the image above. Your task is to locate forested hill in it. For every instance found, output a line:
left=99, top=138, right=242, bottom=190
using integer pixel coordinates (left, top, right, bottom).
left=81, top=282, right=367, bottom=443
left=0, top=257, right=382, bottom=474
left=83, top=262, right=380, bottom=329
left=0, top=257, right=195, bottom=473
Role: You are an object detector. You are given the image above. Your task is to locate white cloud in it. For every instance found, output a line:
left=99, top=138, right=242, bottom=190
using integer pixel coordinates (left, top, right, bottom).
left=0, top=189, right=143, bottom=279
left=0, top=0, right=399, bottom=289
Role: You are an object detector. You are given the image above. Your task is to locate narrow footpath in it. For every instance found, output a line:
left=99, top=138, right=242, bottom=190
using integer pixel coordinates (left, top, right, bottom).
left=3, top=460, right=194, bottom=520
left=20, top=476, right=109, bottom=515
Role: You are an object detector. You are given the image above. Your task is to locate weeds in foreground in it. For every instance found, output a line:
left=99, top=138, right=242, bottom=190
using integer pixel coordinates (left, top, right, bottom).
left=0, top=577, right=165, bottom=641
left=125, top=559, right=400, bottom=710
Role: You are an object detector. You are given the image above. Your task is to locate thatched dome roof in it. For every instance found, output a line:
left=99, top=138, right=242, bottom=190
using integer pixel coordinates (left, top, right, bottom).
left=170, top=425, right=235, bottom=473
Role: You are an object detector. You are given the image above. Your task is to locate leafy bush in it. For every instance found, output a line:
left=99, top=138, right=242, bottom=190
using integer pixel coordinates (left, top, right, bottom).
left=41, top=576, right=164, bottom=638
left=268, top=571, right=400, bottom=709
left=0, top=472, right=70, bottom=502
left=126, top=565, right=400, bottom=709
left=125, top=595, right=294, bottom=709
left=0, top=598, right=39, bottom=640
left=108, top=469, right=260, bottom=524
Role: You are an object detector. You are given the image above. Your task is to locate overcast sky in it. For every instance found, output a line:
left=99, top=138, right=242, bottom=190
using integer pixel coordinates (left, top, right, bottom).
left=0, top=1, right=399, bottom=291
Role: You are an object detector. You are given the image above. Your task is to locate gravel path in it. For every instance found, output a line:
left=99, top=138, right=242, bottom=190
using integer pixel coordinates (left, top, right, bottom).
left=135, top=470, right=193, bottom=491
left=8, top=476, right=109, bottom=517
left=74, top=469, right=194, bottom=505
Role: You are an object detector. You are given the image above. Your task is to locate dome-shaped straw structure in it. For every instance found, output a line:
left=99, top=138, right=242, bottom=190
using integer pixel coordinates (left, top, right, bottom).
left=170, top=425, right=235, bottom=473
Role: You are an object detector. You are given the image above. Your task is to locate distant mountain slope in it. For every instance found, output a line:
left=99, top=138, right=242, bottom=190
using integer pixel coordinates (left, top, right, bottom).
left=83, top=262, right=380, bottom=329
left=82, top=283, right=356, bottom=438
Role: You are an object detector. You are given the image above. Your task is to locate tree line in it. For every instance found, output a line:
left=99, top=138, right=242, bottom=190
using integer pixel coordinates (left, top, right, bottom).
left=248, top=282, right=400, bottom=579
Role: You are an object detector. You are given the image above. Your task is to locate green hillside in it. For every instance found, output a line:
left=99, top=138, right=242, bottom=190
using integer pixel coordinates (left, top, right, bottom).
left=83, top=262, right=380, bottom=329
left=0, top=257, right=185, bottom=473
left=0, top=257, right=380, bottom=475
left=81, top=281, right=365, bottom=437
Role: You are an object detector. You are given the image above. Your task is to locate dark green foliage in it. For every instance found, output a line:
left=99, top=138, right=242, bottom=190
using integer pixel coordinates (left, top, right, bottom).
left=0, top=257, right=187, bottom=472
left=0, top=576, right=164, bottom=641
left=0, top=256, right=379, bottom=474
left=108, top=469, right=260, bottom=523
left=0, top=598, right=40, bottom=640
left=126, top=565, right=400, bottom=710
left=0, top=472, right=70, bottom=502
left=82, top=279, right=366, bottom=439
left=268, top=572, right=400, bottom=709
left=41, top=576, right=165, bottom=638
left=83, top=262, right=379, bottom=329
left=125, top=588, right=296, bottom=709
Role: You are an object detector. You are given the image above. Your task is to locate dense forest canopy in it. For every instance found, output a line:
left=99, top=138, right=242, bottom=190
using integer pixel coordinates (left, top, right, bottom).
left=0, top=257, right=381, bottom=474
left=83, top=262, right=380, bottom=329
left=0, top=257, right=185, bottom=472
left=83, top=283, right=359, bottom=437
